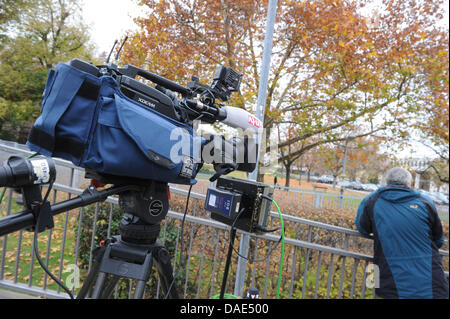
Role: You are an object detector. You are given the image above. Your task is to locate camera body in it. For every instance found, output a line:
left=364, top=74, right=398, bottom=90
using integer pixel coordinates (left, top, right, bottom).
left=47, top=59, right=254, bottom=185
left=68, top=59, right=243, bottom=126
left=205, top=177, right=274, bottom=234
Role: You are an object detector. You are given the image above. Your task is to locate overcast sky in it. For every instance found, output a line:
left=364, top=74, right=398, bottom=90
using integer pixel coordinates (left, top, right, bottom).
left=80, top=0, right=448, bottom=160
left=82, top=0, right=448, bottom=54
left=81, top=0, right=144, bottom=55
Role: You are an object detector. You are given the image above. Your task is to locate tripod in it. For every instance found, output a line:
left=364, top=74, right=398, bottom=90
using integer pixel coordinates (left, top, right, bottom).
left=76, top=218, right=178, bottom=299
left=75, top=177, right=179, bottom=299
left=0, top=174, right=180, bottom=299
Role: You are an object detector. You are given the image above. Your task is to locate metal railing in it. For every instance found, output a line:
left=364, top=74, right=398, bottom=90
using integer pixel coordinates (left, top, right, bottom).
left=0, top=142, right=448, bottom=299
left=192, top=174, right=448, bottom=220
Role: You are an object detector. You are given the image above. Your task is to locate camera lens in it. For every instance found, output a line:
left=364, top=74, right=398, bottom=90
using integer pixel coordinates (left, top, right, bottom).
left=0, top=165, right=13, bottom=187
left=0, top=156, right=56, bottom=188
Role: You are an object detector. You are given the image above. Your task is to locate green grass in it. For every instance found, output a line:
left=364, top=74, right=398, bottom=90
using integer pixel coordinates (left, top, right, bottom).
left=319, top=196, right=363, bottom=209
left=1, top=191, right=78, bottom=292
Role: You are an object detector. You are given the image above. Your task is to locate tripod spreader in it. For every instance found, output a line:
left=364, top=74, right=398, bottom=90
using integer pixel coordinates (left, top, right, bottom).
left=77, top=235, right=179, bottom=299
left=0, top=184, right=138, bottom=237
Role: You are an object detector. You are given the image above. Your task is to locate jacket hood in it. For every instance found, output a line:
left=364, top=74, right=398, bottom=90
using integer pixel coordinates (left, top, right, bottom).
left=376, top=184, right=420, bottom=203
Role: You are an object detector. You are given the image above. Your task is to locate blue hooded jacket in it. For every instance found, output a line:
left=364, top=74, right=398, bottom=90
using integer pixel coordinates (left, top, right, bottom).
left=355, top=184, right=448, bottom=299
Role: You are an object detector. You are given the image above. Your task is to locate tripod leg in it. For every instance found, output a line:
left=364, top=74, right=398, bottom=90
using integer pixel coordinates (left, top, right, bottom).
left=220, top=228, right=237, bottom=299
left=100, top=274, right=120, bottom=299
left=91, top=272, right=107, bottom=299
left=77, top=245, right=107, bottom=299
left=154, top=244, right=179, bottom=299
left=133, top=280, right=147, bottom=299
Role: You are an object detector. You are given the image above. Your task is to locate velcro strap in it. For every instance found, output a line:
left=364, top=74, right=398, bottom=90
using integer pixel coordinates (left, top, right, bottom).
left=77, top=79, right=100, bottom=101
left=28, top=126, right=54, bottom=151
left=28, top=126, right=86, bottom=159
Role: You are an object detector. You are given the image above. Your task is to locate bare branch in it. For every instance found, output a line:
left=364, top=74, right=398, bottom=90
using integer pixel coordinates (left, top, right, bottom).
left=276, top=127, right=385, bottom=163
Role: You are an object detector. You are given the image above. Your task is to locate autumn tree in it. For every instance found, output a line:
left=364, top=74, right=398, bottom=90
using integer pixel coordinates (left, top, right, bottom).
left=268, top=0, right=448, bottom=167
left=298, top=148, right=331, bottom=182
left=122, top=0, right=447, bottom=179
left=426, top=158, right=449, bottom=185
left=359, top=150, right=389, bottom=184
left=320, top=135, right=382, bottom=188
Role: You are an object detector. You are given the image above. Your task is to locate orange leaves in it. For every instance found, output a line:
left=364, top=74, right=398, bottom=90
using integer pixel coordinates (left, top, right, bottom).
left=121, top=0, right=447, bottom=162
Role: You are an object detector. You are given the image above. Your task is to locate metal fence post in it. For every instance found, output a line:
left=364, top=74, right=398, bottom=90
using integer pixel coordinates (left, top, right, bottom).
left=234, top=0, right=279, bottom=298
left=314, top=192, right=323, bottom=209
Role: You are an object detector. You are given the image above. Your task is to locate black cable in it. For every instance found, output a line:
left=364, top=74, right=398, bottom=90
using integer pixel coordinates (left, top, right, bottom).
left=41, top=178, right=53, bottom=204
left=229, top=196, right=284, bottom=263
left=231, top=233, right=283, bottom=263
left=181, top=100, right=201, bottom=117
left=33, top=179, right=75, bottom=299
left=193, top=113, right=205, bottom=122
left=164, top=184, right=193, bottom=299
left=255, top=225, right=281, bottom=233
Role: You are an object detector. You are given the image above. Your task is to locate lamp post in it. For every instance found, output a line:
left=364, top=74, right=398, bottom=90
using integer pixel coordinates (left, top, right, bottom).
left=234, top=0, right=279, bottom=298
left=338, top=139, right=349, bottom=209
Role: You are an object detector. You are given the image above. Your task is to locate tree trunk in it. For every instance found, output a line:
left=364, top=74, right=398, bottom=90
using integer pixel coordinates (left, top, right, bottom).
left=285, top=162, right=292, bottom=187
left=257, top=171, right=265, bottom=183
left=332, top=174, right=338, bottom=190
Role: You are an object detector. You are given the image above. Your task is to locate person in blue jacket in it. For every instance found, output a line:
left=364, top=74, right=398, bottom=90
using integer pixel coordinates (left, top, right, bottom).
left=355, top=167, right=448, bottom=299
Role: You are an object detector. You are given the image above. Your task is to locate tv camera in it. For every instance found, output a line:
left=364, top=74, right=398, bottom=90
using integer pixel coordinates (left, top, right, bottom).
left=0, top=44, right=276, bottom=299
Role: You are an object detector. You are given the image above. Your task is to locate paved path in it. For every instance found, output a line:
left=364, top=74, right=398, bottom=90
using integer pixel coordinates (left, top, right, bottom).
left=0, top=289, right=37, bottom=299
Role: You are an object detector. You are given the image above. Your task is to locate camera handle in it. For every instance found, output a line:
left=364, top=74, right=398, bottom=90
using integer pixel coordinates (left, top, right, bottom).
left=0, top=184, right=135, bottom=237
left=18, top=185, right=54, bottom=233
left=117, top=64, right=191, bottom=96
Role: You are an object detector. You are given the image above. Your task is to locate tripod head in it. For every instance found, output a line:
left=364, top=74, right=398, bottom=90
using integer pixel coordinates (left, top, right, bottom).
left=118, top=182, right=170, bottom=244
left=82, top=170, right=170, bottom=244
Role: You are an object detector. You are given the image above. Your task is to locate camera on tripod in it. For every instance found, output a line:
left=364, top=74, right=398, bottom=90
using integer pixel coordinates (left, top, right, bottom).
left=0, top=41, right=274, bottom=298
left=33, top=56, right=259, bottom=186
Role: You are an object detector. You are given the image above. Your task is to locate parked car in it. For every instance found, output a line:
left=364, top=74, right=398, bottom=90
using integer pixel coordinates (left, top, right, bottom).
left=346, top=181, right=364, bottom=190
left=317, top=175, right=334, bottom=184
left=337, top=180, right=353, bottom=188
left=352, top=182, right=365, bottom=190
left=418, top=190, right=445, bottom=205
left=431, top=192, right=449, bottom=205
left=364, top=183, right=379, bottom=192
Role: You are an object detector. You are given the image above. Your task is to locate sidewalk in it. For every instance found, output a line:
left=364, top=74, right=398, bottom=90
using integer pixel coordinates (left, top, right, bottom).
left=0, top=289, right=37, bottom=299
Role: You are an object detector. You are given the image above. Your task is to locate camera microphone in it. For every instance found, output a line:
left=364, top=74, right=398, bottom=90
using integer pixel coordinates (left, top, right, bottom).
left=221, top=105, right=263, bottom=133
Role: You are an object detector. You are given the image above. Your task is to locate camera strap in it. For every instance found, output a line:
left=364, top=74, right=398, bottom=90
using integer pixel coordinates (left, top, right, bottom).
left=210, top=164, right=237, bottom=182
left=29, top=74, right=101, bottom=159
left=28, top=126, right=86, bottom=159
